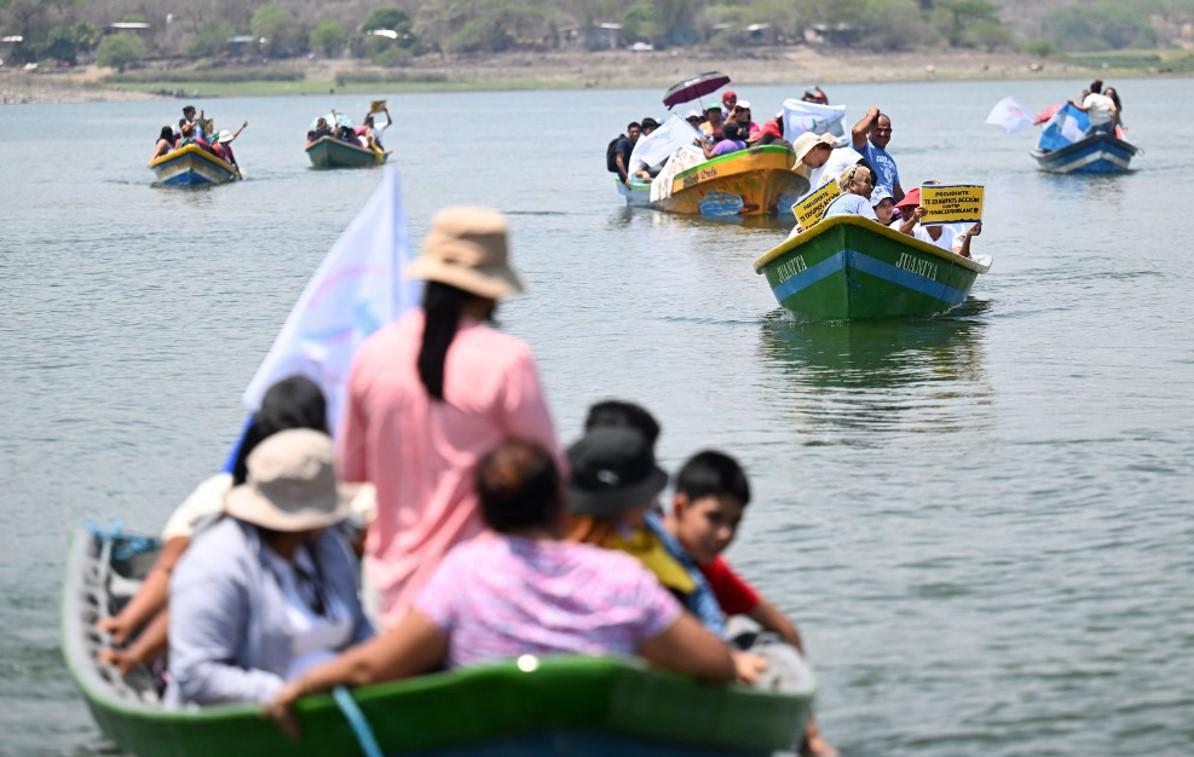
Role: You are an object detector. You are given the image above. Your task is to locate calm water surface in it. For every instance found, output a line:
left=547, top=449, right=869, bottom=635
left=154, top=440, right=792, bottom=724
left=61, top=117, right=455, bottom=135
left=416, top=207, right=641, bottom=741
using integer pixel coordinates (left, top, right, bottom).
left=2, top=79, right=1192, bottom=755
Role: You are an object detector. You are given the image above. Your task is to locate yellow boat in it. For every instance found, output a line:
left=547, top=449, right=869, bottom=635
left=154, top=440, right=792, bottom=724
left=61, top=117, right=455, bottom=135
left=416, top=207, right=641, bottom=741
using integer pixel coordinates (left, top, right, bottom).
left=653, top=145, right=807, bottom=218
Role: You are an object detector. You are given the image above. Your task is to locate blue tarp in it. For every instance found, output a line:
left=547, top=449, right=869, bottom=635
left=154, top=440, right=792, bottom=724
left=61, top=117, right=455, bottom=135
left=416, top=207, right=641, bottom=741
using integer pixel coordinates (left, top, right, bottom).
left=1036, top=103, right=1090, bottom=153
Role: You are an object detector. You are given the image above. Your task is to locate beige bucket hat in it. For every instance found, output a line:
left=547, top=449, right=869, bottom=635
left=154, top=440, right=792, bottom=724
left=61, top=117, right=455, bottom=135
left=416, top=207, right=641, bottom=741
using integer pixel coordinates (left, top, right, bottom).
left=404, top=207, right=525, bottom=300
left=792, top=131, right=837, bottom=163
left=224, top=429, right=351, bottom=531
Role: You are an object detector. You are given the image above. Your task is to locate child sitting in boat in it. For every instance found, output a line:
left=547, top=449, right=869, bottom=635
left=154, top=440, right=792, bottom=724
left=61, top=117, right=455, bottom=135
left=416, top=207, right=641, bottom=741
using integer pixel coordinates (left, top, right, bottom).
left=264, top=439, right=734, bottom=738
left=659, top=450, right=836, bottom=757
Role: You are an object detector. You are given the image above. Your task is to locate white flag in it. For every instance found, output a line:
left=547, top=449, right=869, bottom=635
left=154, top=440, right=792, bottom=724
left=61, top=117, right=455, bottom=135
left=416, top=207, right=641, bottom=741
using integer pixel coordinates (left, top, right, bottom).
left=985, top=97, right=1032, bottom=134
left=628, top=114, right=703, bottom=173
left=782, top=99, right=848, bottom=141
left=242, top=166, right=419, bottom=434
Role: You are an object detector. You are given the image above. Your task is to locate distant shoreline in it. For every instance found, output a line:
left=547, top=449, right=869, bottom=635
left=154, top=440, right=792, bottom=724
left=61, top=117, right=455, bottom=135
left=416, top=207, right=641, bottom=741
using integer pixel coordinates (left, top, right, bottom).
left=3, top=47, right=1191, bottom=103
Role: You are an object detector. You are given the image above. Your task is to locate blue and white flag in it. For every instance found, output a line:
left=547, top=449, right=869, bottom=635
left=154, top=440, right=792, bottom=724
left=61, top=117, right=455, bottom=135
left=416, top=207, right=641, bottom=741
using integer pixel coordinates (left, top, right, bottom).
left=242, top=166, right=420, bottom=436
left=782, top=99, right=848, bottom=141
left=628, top=114, right=703, bottom=173
left=1037, top=103, right=1090, bottom=152
left=985, top=96, right=1032, bottom=134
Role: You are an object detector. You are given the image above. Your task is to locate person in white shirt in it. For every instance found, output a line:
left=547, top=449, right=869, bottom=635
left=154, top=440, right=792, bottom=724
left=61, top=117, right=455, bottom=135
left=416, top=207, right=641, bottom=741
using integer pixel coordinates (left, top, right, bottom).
left=891, top=188, right=981, bottom=256
left=790, top=131, right=864, bottom=202
left=1069, top=80, right=1117, bottom=134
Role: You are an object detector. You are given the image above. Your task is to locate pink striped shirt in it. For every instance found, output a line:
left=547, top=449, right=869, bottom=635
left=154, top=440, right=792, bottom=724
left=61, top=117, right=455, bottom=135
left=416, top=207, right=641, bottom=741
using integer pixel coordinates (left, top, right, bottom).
left=416, top=534, right=682, bottom=667
left=338, top=310, right=558, bottom=628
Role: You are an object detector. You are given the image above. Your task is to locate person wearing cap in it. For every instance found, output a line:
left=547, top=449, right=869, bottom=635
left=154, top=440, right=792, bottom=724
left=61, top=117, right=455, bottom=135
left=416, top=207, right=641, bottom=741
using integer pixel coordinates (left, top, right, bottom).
left=821, top=164, right=878, bottom=221
left=265, top=440, right=735, bottom=738
left=339, top=207, right=559, bottom=629
left=684, top=109, right=703, bottom=128
left=790, top=132, right=865, bottom=202
left=167, top=429, right=373, bottom=706
left=892, top=186, right=980, bottom=255
left=802, top=86, right=829, bottom=105
left=851, top=105, right=904, bottom=202
left=721, top=89, right=737, bottom=114
left=211, top=120, right=247, bottom=167
left=748, top=112, right=785, bottom=146
left=729, top=100, right=760, bottom=139
left=870, top=186, right=895, bottom=226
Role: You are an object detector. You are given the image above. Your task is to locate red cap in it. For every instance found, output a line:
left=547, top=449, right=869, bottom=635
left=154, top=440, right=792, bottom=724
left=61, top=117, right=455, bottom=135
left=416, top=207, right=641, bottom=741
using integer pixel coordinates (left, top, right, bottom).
left=894, top=187, right=921, bottom=209
left=721, top=90, right=737, bottom=104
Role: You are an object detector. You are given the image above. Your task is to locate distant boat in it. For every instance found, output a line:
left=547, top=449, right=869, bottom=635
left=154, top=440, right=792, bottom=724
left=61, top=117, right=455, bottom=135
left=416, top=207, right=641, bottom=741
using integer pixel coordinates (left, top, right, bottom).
left=306, top=135, right=387, bottom=169
left=619, top=145, right=807, bottom=218
left=148, top=144, right=239, bottom=187
left=754, top=215, right=991, bottom=321
left=1031, top=131, right=1137, bottom=174
left=1031, top=103, right=1136, bottom=174
left=64, top=528, right=815, bottom=756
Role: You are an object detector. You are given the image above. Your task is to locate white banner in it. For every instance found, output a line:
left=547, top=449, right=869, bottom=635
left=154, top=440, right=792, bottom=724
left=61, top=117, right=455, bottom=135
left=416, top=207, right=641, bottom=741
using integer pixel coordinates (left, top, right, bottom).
left=628, top=114, right=703, bottom=173
left=782, top=99, right=848, bottom=142
left=985, top=97, right=1032, bottom=134
left=242, top=166, right=420, bottom=434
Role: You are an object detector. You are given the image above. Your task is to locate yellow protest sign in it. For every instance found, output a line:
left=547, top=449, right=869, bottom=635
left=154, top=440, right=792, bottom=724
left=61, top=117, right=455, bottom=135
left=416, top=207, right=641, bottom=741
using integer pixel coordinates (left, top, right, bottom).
left=792, top=181, right=841, bottom=229
left=919, top=184, right=984, bottom=225
left=369, top=99, right=388, bottom=114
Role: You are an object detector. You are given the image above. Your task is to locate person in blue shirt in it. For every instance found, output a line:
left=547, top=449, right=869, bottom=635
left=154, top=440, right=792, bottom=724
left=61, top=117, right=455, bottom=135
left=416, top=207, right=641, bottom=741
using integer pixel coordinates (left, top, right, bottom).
left=851, top=105, right=904, bottom=203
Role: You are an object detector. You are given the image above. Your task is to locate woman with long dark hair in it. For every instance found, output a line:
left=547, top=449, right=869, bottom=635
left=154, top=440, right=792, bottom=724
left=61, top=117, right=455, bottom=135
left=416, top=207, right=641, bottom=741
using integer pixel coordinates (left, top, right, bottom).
left=338, top=207, right=558, bottom=628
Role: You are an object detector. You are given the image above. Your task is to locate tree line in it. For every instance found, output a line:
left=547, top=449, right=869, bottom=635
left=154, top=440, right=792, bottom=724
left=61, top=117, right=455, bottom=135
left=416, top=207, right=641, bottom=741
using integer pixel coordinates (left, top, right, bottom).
left=1, top=0, right=1192, bottom=71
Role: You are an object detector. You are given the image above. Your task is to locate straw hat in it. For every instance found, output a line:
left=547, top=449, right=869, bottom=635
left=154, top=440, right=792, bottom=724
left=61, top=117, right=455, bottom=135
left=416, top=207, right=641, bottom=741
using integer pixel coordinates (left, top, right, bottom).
left=404, top=207, right=525, bottom=300
left=216, top=129, right=234, bottom=143
left=792, top=132, right=837, bottom=162
left=224, top=429, right=351, bottom=531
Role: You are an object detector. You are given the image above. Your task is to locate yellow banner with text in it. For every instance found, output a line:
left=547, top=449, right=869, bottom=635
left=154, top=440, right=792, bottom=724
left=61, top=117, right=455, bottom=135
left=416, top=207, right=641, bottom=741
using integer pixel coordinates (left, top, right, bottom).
left=919, top=184, right=984, bottom=225
left=792, top=181, right=842, bottom=229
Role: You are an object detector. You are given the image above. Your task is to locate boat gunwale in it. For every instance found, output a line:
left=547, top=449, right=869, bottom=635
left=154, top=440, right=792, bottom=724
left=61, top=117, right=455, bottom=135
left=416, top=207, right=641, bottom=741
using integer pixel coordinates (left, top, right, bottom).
left=670, top=144, right=796, bottom=184
left=304, top=134, right=385, bottom=159
left=1030, top=131, right=1138, bottom=161
left=148, top=143, right=238, bottom=174
left=753, top=215, right=991, bottom=274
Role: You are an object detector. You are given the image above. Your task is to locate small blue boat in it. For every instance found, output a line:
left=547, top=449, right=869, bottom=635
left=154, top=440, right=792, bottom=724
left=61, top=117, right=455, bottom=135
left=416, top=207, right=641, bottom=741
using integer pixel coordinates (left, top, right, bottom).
left=149, top=144, right=240, bottom=187
left=1031, top=103, right=1137, bottom=175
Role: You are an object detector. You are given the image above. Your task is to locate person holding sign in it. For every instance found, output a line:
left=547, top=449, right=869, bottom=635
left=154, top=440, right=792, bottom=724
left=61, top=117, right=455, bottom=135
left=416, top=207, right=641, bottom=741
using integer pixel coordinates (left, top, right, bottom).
left=821, top=165, right=877, bottom=221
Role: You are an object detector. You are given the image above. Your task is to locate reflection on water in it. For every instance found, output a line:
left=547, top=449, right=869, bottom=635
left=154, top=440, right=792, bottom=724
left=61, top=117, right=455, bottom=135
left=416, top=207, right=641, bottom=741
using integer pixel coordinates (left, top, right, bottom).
left=606, top=204, right=794, bottom=231
left=758, top=300, right=993, bottom=439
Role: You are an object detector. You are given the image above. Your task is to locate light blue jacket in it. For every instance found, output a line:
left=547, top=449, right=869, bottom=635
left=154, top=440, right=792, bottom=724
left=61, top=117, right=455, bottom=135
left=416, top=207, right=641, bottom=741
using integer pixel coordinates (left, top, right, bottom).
left=166, top=518, right=373, bottom=706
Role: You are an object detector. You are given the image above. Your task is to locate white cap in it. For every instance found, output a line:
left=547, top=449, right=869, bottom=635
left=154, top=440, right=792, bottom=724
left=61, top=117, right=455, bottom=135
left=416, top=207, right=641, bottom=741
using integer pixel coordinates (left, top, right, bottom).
left=736, top=99, right=752, bottom=110
left=870, top=187, right=893, bottom=207
left=685, top=109, right=701, bottom=120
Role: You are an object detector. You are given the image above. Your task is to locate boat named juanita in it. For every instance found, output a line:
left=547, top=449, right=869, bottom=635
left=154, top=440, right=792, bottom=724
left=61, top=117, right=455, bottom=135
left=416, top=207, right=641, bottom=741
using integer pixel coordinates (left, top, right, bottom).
left=755, top=215, right=991, bottom=321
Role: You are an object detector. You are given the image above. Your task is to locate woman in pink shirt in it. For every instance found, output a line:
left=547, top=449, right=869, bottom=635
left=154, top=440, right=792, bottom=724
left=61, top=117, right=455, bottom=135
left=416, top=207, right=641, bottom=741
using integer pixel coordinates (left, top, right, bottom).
left=266, top=440, right=734, bottom=737
left=338, top=207, right=559, bottom=628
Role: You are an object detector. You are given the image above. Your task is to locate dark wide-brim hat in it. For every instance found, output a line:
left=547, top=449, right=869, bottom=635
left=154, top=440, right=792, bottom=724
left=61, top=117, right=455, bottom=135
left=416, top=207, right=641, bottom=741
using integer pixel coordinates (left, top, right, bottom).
left=566, top=427, right=668, bottom=517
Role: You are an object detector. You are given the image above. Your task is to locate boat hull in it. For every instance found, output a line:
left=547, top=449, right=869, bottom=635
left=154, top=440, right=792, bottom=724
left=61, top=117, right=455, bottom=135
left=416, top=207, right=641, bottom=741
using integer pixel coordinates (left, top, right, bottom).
left=63, top=529, right=812, bottom=756
left=658, top=145, right=804, bottom=217
left=617, top=178, right=652, bottom=207
left=754, top=216, right=990, bottom=321
left=306, top=136, right=386, bottom=169
left=1031, top=132, right=1137, bottom=174
left=149, top=144, right=239, bottom=187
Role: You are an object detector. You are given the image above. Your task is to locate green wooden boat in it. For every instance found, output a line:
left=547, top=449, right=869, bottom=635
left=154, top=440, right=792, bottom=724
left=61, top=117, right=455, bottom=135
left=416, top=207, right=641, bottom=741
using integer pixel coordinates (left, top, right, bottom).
left=63, top=529, right=813, bottom=755
left=306, top=135, right=387, bottom=169
left=754, top=215, right=991, bottom=321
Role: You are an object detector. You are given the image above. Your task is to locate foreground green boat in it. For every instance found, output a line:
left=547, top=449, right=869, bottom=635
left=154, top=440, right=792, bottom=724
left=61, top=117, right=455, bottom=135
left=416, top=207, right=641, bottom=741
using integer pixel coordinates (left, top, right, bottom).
left=306, top=135, right=387, bottom=169
left=754, top=215, right=991, bottom=321
left=63, top=529, right=813, bottom=755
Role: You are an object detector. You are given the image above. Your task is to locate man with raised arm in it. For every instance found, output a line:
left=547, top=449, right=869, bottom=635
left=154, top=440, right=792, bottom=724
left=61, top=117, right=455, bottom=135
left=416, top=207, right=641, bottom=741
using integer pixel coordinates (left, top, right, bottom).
left=851, top=106, right=904, bottom=204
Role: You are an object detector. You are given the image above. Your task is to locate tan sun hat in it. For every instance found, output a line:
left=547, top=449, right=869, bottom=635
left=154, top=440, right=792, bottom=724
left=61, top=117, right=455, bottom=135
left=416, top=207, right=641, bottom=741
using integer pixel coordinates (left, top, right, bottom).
left=792, top=131, right=837, bottom=163
left=223, top=429, right=351, bottom=532
left=404, top=207, right=525, bottom=300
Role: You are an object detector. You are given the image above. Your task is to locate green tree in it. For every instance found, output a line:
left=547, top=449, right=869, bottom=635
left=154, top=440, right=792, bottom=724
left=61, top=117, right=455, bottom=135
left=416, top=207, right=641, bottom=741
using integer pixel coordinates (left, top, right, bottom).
left=931, top=0, right=1000, bottom=47
left=250, top=2, right=306, bottom=58
left=622, top=3, right=659, bottom=41
left=862, top=0, right=934, bottom=51
left=187, top=20, right=233, bottom=58
left=309, top=19, right=347, bottom=57
left=964, top=18, right=1015, bottom=51
left=40, top=24, right=79, bottom=62
left=361, top=7, right=413, bottom=33
left=1043, top=2, right=1156, bottom=51
left=96, top=32, right=145, bottom=71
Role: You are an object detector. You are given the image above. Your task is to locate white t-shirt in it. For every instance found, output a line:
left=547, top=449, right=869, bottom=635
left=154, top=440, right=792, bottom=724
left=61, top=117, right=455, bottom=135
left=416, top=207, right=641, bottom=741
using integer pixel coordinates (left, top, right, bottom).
left=1082, top=93, right=1115, bottom=126
left=914, top=223, right=971, bottom=252
left=807, top=147, right=864, bottom=196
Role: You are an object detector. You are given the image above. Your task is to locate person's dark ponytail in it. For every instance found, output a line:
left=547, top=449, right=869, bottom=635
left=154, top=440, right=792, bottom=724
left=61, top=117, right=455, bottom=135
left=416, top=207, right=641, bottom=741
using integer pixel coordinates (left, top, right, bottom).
left=418, top=282, right=472, bottom=401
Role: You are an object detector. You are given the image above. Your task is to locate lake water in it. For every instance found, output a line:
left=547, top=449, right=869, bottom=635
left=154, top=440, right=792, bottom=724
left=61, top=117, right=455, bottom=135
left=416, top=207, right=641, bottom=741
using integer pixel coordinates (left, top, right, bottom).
left=2, top=78, right=1192, bottom=756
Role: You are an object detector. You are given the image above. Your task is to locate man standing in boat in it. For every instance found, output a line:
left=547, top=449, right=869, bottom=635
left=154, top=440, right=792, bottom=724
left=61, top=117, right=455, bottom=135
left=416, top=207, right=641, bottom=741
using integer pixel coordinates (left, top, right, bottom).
left=851, top=106, right=904, bottom=204
left=613, top=121, right=642, bottom=186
